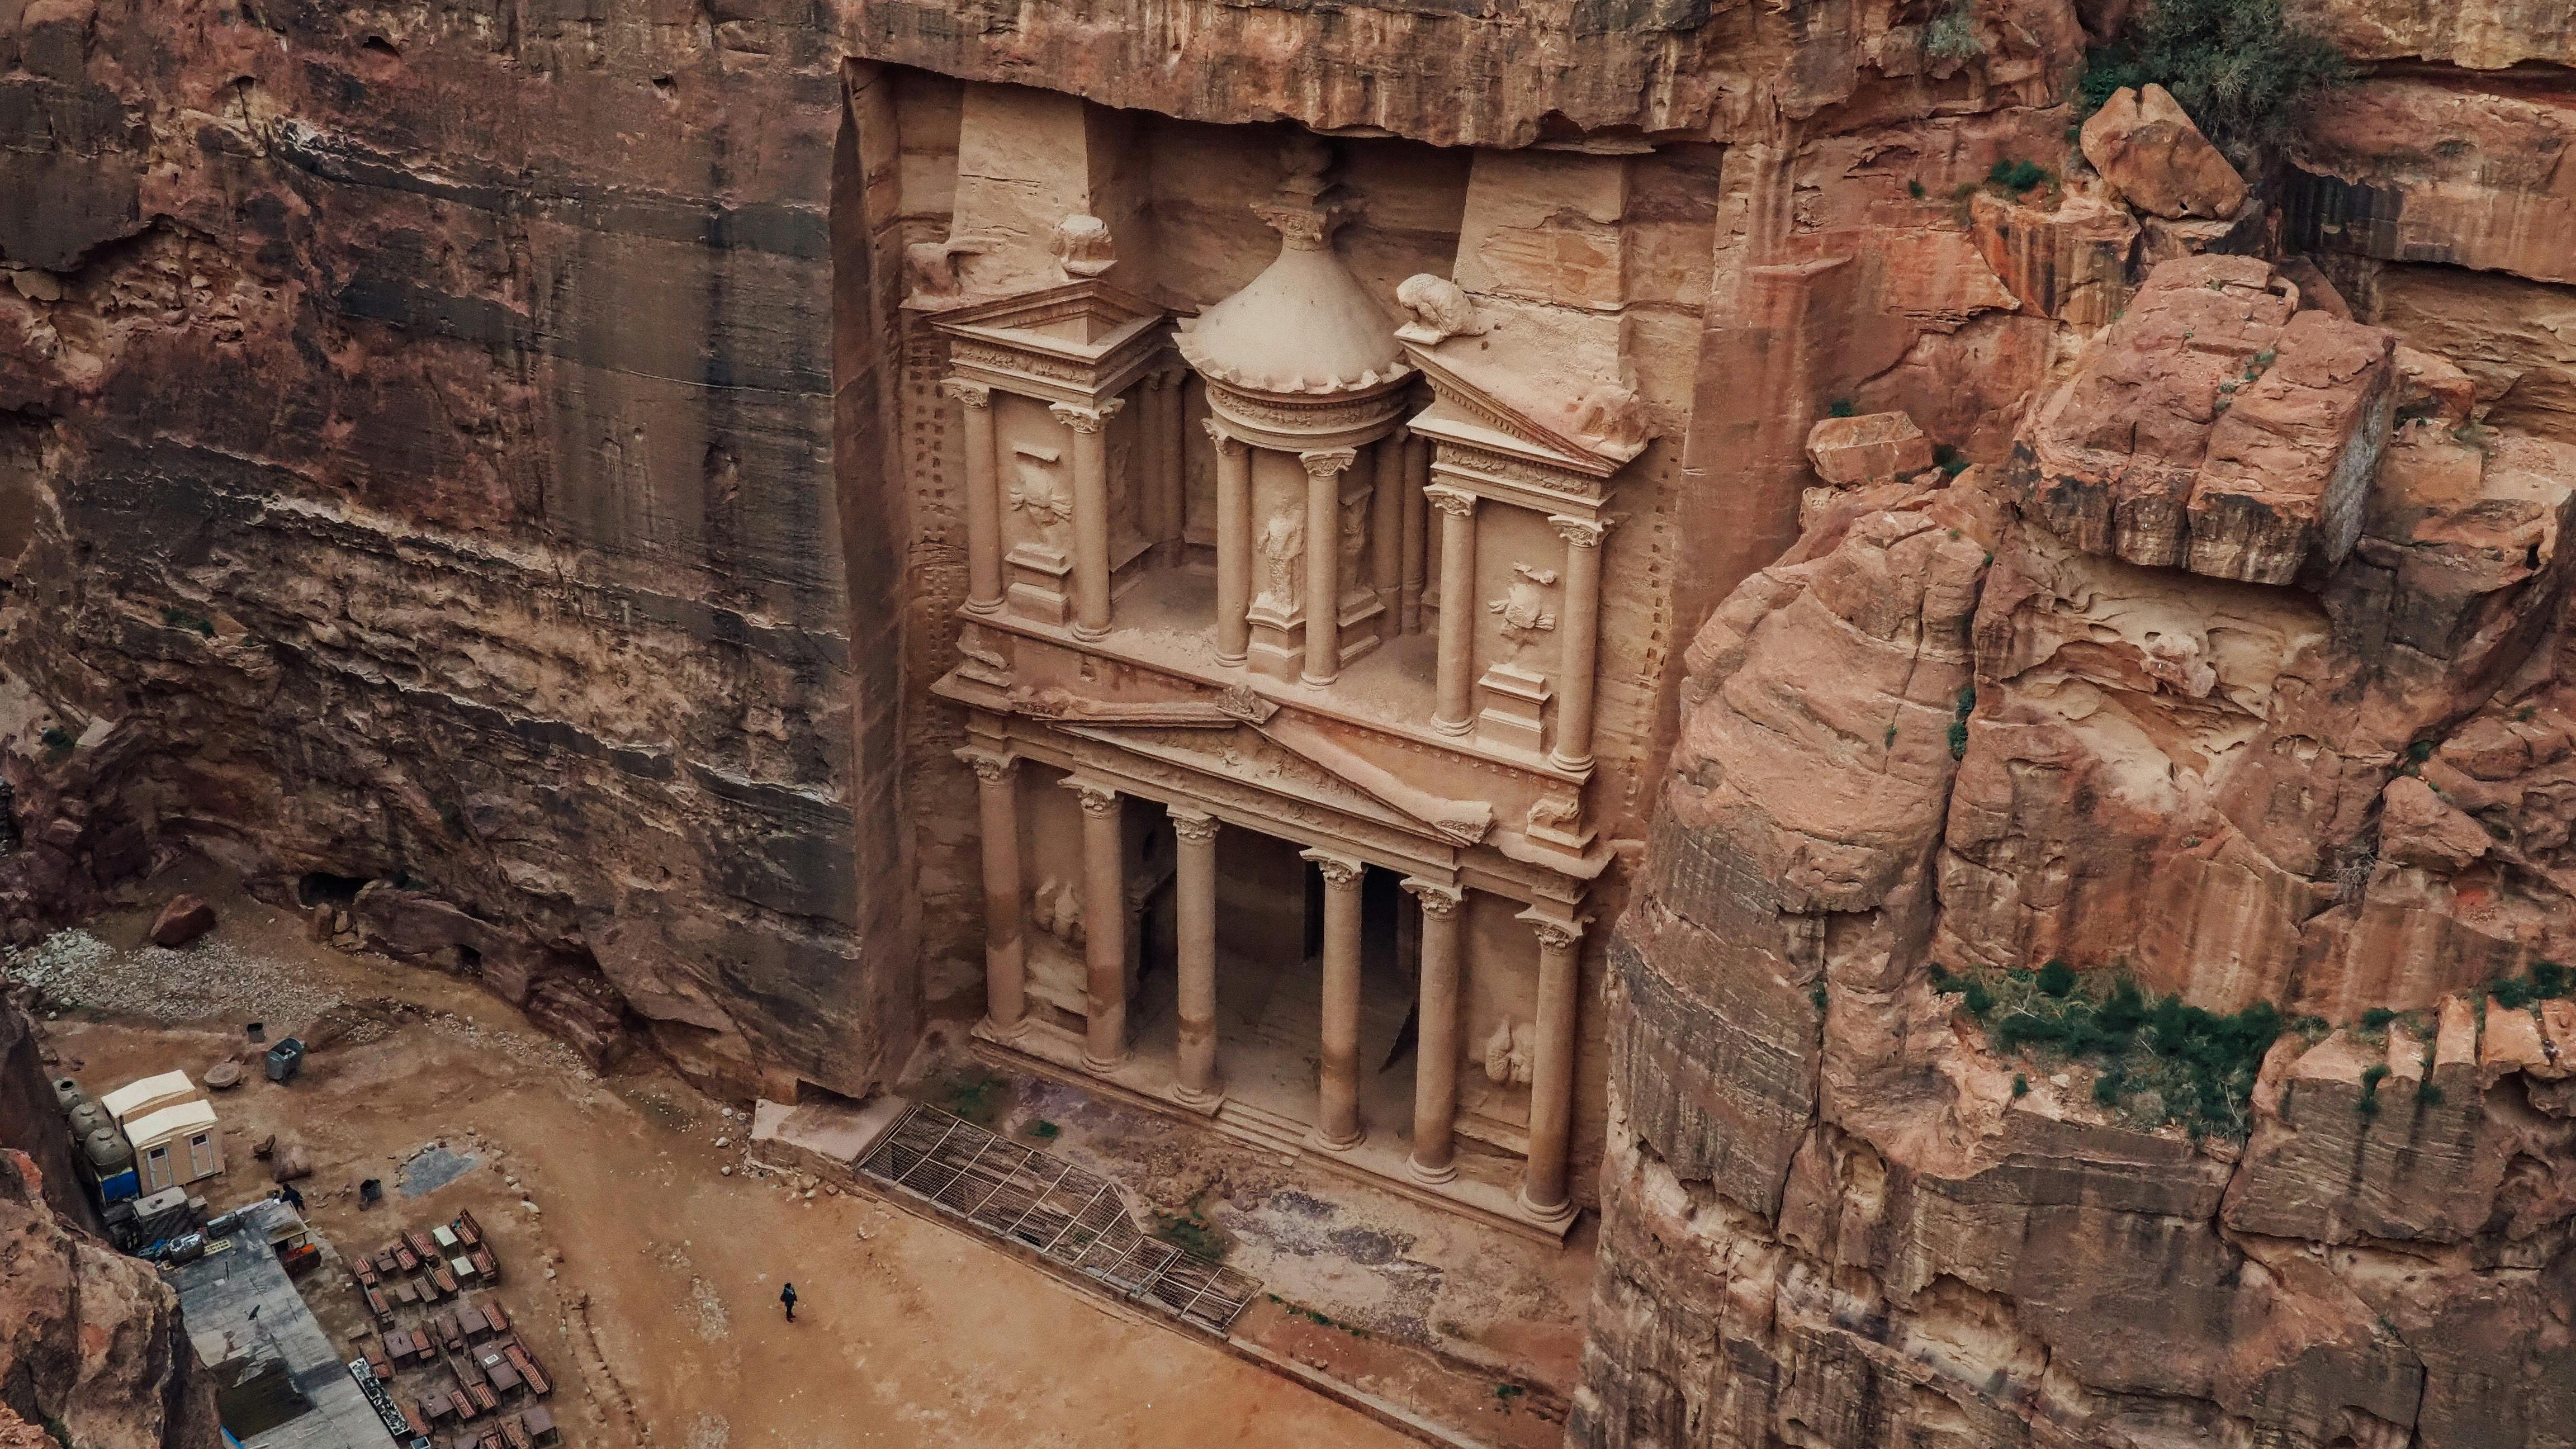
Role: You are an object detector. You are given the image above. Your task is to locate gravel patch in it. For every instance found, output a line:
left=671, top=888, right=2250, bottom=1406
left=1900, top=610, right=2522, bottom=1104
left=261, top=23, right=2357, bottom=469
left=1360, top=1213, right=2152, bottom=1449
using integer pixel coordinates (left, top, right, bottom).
left=4, top=927, right=343, bottom=1030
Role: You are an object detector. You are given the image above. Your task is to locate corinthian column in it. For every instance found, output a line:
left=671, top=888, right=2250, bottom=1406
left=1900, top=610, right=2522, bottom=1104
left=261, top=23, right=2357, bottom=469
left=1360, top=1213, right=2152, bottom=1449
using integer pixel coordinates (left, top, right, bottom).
left=1400, top=430, right=1429, bottom=633
left=1402, top=879, right=1465, bottom=1183
left=1549, top=515, right=1611, bottom=770
left=1053, top=399, right=1124, bottom=640
left=1303, top=849, right=1367, bottom=1148
left=1067, top=779, right=1128, bottom=1069
left=956, top=749, right=1026, bottom=1036
left=1207, top=420, right=1252, bottom=665
left=944, top=379, right=1002, bottom=614
left=1170, top=808, right=1221, bottom=1104
left=1426, top=485, right=1479, bottom=733
left=1300, top=449, right=1358, bottom=685
left=1518, top=909, right=1587, bottom=1224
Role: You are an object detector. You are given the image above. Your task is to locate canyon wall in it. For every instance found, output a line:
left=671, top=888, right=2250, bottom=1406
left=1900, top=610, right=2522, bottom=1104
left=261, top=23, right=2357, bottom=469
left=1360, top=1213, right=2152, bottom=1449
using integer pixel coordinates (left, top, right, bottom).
left=1, top=1, right=912, bottom=1097
left=1575, top=0, right=2576, bottom=1427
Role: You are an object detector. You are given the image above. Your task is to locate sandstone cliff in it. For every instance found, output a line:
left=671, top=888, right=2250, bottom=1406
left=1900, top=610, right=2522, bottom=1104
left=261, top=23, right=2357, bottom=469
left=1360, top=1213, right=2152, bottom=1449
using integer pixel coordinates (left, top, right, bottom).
left=0, top=998, right=219, bottom=1449
left=1575, top=256, right=2576, bottom=1447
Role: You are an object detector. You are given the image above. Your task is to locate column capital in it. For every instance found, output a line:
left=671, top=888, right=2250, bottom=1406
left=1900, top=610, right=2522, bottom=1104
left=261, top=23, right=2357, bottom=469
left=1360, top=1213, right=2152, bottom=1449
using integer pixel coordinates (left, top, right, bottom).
left=1402, top=879, right=1466, bottom=917
left=1201, top=416, right=1249, bottom=457
left=1168, top=807, right=1220, bottom=843
left=1050, top=398, right=1125, bottom=433
left=953, top=746, right=1017, bottom=783
left=1517, top=906, right=1590, bottom=951
left=940, top=377, right=992, bottom=409
left=1298, top=447, right=1360, bottom=479
left=1549, top=513, right=1611, bottom=548
left=1424, top=483, right=1479, bottom=518
left=1063, top=778, right=1120, bottom=816
left=1300, top=847, right=1366, bottom=887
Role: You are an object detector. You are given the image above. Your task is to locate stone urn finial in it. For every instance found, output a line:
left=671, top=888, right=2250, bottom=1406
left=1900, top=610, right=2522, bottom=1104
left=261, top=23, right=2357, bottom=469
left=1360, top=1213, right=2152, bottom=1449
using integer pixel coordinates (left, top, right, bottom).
left=1052, top=214, right=1115, bottom=280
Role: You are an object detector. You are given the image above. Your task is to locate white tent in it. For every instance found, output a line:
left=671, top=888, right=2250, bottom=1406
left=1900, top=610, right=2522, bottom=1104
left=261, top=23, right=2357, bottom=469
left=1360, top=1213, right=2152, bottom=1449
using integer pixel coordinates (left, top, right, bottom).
left=125, top=1100, right=223, bottom=1192
left=98, top=1069, right=198, bottom=1126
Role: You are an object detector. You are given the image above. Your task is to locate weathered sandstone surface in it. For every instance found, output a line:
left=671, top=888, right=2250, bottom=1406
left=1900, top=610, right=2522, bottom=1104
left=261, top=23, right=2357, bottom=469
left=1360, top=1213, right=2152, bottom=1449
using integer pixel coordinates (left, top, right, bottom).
left=1575, top=257, right=2576, bottom=1447
left=0, top=1005, right=219, bottom=1449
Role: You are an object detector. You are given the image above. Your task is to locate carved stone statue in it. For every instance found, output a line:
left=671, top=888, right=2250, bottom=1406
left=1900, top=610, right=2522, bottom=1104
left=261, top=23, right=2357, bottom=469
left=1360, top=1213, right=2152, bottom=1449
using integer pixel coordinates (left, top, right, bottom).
left=1052, top=214, right=1115, bottom=280
left=1489, top=562, right=1559, bottom=647
left=1393, top=273, right=1488, bottom=346
left=1484, top=1017, right=1535, bottom=1087
left=1008, top=461, right=1073, bottom=535
left=1572, top=372, right=1648, bottom=453
left=1254, top=511, right=1304, bottom=613
left=904, top=235, right=988, bottom=300
left=1030, top=878, right=1085, bottom=949
left=1337, top=486, right=1369, bottom=581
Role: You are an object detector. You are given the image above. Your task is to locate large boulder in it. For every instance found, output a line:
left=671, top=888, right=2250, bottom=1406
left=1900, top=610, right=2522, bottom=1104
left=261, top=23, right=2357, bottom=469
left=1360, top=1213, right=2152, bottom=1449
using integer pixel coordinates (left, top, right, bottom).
left=1803, top=411, right=1935, bottom=485
left=2080, top=83, right=2250, bottom=221
left=147, top=894, right=216, bottom=948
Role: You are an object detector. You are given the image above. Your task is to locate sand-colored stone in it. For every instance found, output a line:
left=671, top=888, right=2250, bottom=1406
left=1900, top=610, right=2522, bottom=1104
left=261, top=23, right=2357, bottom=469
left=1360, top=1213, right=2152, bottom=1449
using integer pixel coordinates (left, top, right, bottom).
left=2080, top=84, right=2249, bottom=221
left=1804, top=411, right=1935, bottom=485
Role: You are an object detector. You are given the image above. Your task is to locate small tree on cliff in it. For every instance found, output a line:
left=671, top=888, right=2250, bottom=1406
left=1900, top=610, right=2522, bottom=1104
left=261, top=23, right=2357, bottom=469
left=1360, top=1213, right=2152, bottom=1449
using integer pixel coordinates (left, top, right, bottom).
left=2080, top=0, right=2351, bottom=151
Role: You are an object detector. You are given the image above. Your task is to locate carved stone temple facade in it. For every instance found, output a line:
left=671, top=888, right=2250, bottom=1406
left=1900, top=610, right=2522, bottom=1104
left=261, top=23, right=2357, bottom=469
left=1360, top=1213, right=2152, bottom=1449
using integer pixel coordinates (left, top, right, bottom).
left=884, top=79, right=1697, bottom=1239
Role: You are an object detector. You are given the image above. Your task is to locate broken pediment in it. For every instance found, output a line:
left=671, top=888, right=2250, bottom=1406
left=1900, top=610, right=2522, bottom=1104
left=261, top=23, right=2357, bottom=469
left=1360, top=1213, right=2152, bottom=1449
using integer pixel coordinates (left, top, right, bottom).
left=1401, top=337, right=1644, bottom=489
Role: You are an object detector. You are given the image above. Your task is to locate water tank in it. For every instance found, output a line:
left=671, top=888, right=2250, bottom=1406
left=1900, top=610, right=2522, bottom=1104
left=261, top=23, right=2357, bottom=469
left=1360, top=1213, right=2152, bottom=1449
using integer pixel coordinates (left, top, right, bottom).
left=52, top=1078, right=86, bottom=1112
left=83, top=1125, right=135, bottom=1176
left=67, top=1098, right=113, bottom=1140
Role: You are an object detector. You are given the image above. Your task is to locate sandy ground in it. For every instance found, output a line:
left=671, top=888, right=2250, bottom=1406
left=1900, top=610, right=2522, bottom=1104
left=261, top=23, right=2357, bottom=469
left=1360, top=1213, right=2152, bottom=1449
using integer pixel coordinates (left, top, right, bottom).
left=19, top=882, right=1421, bottom=1449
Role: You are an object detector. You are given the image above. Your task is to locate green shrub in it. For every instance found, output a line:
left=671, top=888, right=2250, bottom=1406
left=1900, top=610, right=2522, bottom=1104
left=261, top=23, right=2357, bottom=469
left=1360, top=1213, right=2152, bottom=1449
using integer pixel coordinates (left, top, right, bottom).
left=1961, top=981, right=1996, bottom=1018
left=2534, top=962, right=2570, bottom=1000
left=1944, top=963, right=2288, bottom=1138
left=2037, top=959, right=2077, bottom=998
left=1987, top=158, right=2051, bottom=194
left=1828, top=397, right=1858, bottom=418
left=2011, top=1072, right=2029, bottom=1098
left=2075, top=0, right=2352, bottom=149
left=2359, top=1006, right=2397, bottom=1033
left=1810, top=983, right=1830, bottom=1013
left=38, top=726, right=73, bottom=755
left=1926, top=0, right=1984, bottom=60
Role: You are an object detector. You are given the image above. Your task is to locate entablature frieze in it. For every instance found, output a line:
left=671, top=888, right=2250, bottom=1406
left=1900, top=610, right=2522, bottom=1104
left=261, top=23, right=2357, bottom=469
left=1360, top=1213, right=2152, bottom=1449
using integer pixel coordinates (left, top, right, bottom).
left=951, top=702, right=1600, bottom=909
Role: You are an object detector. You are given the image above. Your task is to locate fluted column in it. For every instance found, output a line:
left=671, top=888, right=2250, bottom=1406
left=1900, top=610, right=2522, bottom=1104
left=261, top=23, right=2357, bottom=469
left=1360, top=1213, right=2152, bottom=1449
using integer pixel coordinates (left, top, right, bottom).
left=1053, top=400, right=1124, bottom=640
left=1300, top=449, right=1358, bottom=685
left=1518, top=910, right=1587, bottom=1223
left=1171, top=808, right=1221, bottom=1104
left=1399, top=431, right=1429, bottom=633
left=1303, top=849, right=1367, bottom=1148
left=1370, top=433, right=1404, bottom=612
left=956, top=748, right=1026, bottom=1036
left=1549, top=515, right=1611, bottom=770
left=1208, top=420, right=1252, bottom=665
left=1403, top=880, right=1465, bottom=1183
left=1068, top=779, right=1128, bottom=1070
left=944, top=380, right=1003, bottom=614
left=1427, top=485, right=1479, bottom=733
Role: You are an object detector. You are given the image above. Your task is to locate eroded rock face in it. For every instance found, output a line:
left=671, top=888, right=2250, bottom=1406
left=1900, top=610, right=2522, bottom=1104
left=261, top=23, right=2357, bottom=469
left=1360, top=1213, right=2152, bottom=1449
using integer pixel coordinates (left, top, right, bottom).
left=0, top=1004, right=219, bottom=1449
left=1576, top=259, right=2576, bottom=1448
left=0, top=2, right=913, bottom=1099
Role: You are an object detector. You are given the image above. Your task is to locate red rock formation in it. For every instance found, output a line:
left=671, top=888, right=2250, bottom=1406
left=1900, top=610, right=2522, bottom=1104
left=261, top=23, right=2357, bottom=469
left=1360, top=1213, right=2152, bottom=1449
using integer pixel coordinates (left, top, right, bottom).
left=1578, top=258, right=2576, bottom=1447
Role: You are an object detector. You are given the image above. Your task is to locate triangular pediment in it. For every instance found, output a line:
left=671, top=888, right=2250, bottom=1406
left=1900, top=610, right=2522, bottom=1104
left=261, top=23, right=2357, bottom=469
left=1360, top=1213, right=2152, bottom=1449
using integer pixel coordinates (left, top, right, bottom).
left=1059, top=722, right=1493, bottom=847
left=1403, top=343, right=1640, bottom=477
left=931, top=279, right=1166, bottom=361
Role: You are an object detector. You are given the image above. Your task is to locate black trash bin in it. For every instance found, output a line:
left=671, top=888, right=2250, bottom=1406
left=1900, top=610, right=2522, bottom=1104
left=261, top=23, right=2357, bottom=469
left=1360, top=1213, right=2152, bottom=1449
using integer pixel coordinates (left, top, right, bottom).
left=263, top=1037, right=306, bottom=1083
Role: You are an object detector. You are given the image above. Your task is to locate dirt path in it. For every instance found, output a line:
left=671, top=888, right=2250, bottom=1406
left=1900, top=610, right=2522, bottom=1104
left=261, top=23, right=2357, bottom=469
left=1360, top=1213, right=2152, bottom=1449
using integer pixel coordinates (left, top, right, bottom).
left=25, top=887, right=1416, bottom=1449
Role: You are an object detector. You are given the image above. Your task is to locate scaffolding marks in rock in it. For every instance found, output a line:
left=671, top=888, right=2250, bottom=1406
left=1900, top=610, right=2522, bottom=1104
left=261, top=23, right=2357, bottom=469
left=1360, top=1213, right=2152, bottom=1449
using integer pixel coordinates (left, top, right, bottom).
left=858, top=1102, right=1260, bottom=1335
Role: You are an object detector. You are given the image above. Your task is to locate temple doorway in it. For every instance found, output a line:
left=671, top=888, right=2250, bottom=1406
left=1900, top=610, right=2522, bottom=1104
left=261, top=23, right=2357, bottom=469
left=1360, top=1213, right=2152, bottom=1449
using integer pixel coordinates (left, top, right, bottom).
left=1129, top=825, right=1420, bottom=1145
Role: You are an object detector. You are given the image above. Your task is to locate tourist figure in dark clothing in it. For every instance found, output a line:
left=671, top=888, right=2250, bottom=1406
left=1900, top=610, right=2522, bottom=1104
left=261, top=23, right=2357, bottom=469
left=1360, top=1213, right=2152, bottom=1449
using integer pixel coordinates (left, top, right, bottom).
left=781, top=1282, right=797, bottom=1322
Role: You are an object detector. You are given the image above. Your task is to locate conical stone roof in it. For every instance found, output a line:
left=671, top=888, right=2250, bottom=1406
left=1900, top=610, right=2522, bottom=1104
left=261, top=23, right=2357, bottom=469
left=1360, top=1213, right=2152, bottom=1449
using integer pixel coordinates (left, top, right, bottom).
left=1178, top=139, right=1407, bottom=397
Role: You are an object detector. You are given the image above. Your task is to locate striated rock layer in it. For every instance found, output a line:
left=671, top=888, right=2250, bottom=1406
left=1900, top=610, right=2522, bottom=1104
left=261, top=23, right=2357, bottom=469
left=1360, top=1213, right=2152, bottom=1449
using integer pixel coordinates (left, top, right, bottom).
left=1575, top=258, right=2576, bottom=1448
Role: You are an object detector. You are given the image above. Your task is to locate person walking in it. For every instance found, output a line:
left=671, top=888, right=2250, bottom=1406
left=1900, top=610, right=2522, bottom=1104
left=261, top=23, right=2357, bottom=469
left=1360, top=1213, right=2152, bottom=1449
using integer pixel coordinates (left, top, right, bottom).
left=780, top=1282, right=798, bottom=1323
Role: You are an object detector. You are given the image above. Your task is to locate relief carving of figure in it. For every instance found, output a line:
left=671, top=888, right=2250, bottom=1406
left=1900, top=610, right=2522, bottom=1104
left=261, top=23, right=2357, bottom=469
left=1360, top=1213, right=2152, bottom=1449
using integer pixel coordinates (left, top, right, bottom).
left=1029, top=878, right=1085, bottom=950
left=1393, top=273, right=1488, bottom=346
left=1528, top=790, right=1580, bottom=836
left=1484, top=1017, right=1535, bottom=1087
left=1489, top=562, right=1559, bottom=647
left=1008, top=461, right=1073, bottom=536
left=1254, top=511, right=1305, bottom=613
left=1338, top=487, right=1369, bottom=580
